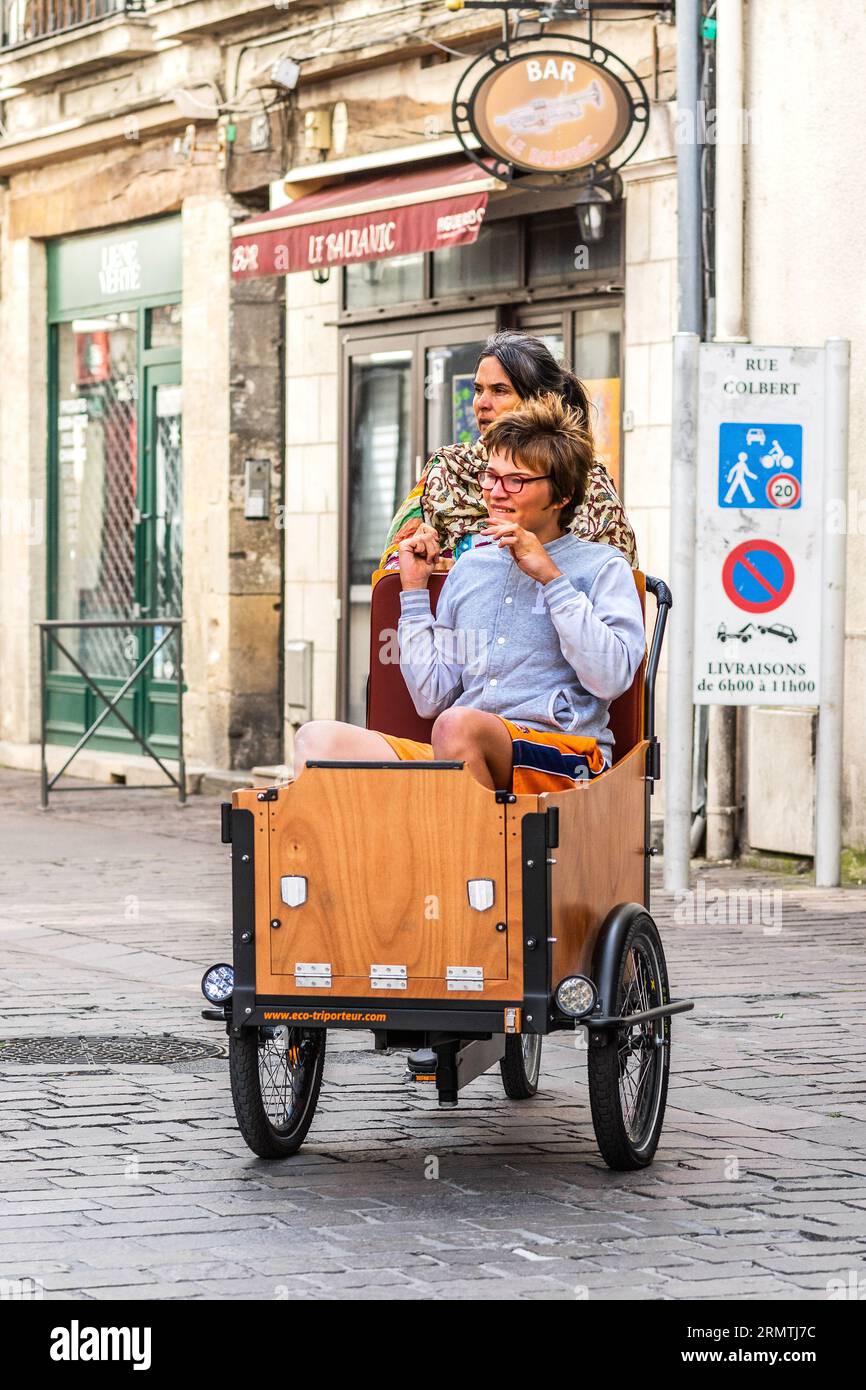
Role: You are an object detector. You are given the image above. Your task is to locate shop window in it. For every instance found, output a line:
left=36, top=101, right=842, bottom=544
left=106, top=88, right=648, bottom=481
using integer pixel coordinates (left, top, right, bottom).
left=345, top=253, right=424, bottom=310
left=425, top=339, right=490, bottom=456
left=346, top=348, right=414, bottom=725
left=147, top=303, right=182, bottom=350
left=528, top=203, right=623, bottom=286
left=432, top=220, right=520, bottom=298
left=348, top=351, right=413, bottom=584
left=53, top=314, right=138, bottom=679
left=574, top=304, right=623, bottom=490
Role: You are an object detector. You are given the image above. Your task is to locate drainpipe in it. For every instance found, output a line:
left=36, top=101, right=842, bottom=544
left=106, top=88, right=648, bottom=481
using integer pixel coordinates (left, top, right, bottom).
left=705, top=0, right=745, bottom=861
left=665, top=0, right=703, bottom=892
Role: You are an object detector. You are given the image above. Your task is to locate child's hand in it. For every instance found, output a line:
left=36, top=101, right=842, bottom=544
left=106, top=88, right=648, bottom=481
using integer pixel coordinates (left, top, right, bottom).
left=398, top=523, right=440, bottom=590
left=481, top=520, right=562, bottom=585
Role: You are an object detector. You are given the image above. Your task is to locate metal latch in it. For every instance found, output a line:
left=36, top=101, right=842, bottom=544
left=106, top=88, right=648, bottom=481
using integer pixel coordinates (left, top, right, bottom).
left=467, top=878, right=495, bottom=911
left=370, top=964, right=407, bottom=989
left=447, top=966, right=484, bottom=992
left=294, top=962, right=331, bottom=988
left=280, top=875, right=308, bottom=907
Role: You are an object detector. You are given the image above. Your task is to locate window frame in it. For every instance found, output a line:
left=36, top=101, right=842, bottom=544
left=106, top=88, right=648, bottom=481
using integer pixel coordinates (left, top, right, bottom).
left=338, top=195, right=625, bottom=328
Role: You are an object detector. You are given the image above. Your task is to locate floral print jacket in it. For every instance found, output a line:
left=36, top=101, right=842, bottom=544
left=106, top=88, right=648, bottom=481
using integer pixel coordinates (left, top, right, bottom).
left=379, top=437, right=638, bottom=571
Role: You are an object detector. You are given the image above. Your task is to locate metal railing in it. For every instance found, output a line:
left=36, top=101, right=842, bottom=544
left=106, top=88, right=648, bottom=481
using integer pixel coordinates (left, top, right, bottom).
left=1, top=0, right=144, bottom=50
left=37, top=617, right=185, bottom=809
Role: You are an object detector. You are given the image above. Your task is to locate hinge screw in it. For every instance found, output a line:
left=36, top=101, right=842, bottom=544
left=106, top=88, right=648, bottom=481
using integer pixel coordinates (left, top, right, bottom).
left=241, top=853, right=250, bottom=863
left=241, top=931, right=251, bottom=943
left=270, top=918, right=281, bottom=929
left=526, top=859, right=535, bottom=868
left=495, top=921, right=506, bottom=933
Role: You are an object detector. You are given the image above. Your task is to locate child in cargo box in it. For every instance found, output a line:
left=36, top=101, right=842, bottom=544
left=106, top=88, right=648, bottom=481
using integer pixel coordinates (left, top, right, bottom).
left=292, top=392, right=645, bottom=794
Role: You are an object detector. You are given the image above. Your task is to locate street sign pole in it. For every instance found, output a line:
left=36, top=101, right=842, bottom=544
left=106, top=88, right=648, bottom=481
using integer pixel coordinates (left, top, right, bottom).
left=815, top=338, right=850, bottom=887
left=665, top=332, right=700, bottom=892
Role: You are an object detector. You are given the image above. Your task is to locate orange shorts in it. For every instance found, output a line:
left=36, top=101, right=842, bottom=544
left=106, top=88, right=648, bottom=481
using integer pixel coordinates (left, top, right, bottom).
left=378, top=716, right=606, bottom=795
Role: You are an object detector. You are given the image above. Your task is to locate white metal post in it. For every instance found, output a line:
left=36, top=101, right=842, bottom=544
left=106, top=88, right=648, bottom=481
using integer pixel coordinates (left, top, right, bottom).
left=815, top=338, right=850, bottom=887
left=665, top=332, right=700, bottom=892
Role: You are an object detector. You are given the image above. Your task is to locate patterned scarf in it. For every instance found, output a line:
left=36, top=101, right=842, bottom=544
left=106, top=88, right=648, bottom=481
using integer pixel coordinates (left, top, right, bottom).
left=379, top=437, right=638, bottom=570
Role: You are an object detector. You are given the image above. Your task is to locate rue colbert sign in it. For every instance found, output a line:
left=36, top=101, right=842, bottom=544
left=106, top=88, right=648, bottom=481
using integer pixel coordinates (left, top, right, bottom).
left=454, top=34, right=648, bottom=184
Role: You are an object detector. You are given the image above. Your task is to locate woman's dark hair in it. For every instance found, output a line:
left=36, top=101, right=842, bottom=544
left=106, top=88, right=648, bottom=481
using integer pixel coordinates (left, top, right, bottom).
left=475, top=330, right=593, bottom=432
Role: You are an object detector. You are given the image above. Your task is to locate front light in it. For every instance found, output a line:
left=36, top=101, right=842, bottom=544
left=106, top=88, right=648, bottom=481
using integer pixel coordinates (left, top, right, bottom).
left=201, top=962, right=234, bottom=1004
left=555, top=975, right=597, bottom=1018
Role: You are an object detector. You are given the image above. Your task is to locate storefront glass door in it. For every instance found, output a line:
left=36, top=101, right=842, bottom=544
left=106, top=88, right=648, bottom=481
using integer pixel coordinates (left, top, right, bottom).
left=422, top=325, right=495, bottom=458
left=47, top=307, right=183, bottom=754
left=342, top=318, right=494, bottom=724
left=516, top=301, right=622, bottom=491
left=345, top=345, right=414, bottom=727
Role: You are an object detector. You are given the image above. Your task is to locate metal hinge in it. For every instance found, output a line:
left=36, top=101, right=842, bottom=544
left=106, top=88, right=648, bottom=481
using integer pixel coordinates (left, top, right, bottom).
left=220, top=802, right=232, bottom=843
left=370, top=964, right=407, bottom=990
left=295, top=962, right=331, bottom=988
left=645, top=739, right=661, bottom=782
left=447, top=966, right=484, bottom=992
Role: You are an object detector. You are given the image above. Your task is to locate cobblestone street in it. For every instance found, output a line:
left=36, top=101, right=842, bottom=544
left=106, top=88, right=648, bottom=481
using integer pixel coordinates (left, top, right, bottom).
left=2, top=768, right=865, bottom=1302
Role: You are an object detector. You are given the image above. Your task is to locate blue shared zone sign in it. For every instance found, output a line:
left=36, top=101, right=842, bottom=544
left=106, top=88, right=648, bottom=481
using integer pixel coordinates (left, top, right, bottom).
left=718, top=423, right=803, bottom=509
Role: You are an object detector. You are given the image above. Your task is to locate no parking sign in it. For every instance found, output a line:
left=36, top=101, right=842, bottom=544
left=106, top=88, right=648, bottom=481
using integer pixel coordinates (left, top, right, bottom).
left=693, top=345, right=824, bottom=705
left=721, top=539, right=796, bottom=613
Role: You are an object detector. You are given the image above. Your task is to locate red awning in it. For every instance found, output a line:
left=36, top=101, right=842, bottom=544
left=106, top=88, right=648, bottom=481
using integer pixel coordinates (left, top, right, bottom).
left=230, top=158, right=502, bottom=279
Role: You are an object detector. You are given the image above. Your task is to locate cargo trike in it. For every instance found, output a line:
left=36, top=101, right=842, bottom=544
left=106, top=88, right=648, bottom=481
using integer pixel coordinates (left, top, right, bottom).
left=201, top=567, right=693, bottom=1170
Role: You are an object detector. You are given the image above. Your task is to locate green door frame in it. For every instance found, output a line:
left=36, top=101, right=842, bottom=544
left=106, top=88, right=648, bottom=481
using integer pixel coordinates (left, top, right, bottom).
left=45, top=296, right=183, bottom=754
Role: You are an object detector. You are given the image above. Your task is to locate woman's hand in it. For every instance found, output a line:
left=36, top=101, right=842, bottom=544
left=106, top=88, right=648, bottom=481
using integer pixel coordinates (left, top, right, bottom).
left=398, top=523, right=441, bottom=590
left=481, top=520, right=562, bottom=585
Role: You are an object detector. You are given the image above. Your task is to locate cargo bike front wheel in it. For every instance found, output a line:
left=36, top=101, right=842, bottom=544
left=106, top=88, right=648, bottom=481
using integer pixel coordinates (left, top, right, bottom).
left=587, top=913, right=670, bottom=1170
left=229, top=1026, right=326, bottom=1158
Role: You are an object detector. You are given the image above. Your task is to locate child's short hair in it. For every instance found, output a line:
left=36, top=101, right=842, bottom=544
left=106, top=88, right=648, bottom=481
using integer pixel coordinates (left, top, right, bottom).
left=483, top=393, right=594, bottom=529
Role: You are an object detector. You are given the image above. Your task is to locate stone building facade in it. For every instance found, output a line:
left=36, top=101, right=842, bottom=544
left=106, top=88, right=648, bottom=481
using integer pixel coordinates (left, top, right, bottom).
left=0, top=0, right=864, bottom=856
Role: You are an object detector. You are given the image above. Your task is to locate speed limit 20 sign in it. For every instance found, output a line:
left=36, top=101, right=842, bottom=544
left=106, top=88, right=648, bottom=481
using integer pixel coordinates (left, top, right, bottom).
left=766, top=472, right=800, bottom=508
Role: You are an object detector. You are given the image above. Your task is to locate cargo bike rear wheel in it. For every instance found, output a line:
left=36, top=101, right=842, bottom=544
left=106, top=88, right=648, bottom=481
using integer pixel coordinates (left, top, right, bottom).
left=229, top=1026, right=326, bottom=1158
left=500, top=1032, right=542, bottom=1098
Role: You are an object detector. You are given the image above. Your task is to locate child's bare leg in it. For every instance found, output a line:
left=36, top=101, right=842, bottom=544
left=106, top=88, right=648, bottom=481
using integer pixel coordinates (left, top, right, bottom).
left=292, top=720, right=399, bottom=775
left=430, top=708, right=513, bottom=790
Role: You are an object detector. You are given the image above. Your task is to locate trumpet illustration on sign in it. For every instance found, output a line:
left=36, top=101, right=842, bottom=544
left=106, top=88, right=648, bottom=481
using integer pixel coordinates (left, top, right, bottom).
left=493, top=81, right=604, bottom=135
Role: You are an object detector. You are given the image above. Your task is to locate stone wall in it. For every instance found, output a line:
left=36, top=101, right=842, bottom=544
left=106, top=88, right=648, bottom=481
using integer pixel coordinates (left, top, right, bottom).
left=281, top=270, right=340, bottom=759
left=0, top=228, right=48, bottom=747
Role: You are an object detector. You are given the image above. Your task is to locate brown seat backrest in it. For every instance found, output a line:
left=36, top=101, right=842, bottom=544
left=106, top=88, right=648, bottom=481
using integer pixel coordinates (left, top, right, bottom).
left=367, top=567, right=647, bottom=762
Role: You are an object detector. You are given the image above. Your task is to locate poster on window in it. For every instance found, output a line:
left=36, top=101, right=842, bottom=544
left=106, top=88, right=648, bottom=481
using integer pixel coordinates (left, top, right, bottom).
left=452, top=373, right=476, bottom=445
left=582, top=377, right=622, bottom=490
